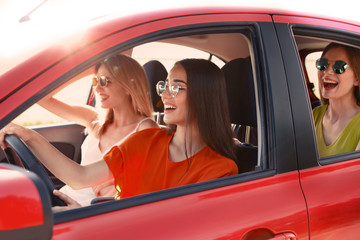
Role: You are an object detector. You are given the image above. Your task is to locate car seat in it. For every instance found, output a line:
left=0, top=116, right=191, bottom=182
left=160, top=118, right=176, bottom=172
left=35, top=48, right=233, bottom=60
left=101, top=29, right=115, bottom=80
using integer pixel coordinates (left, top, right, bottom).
left=221, top=58, right=258, bottom=173
left=143, top=60, right=167, bottom=124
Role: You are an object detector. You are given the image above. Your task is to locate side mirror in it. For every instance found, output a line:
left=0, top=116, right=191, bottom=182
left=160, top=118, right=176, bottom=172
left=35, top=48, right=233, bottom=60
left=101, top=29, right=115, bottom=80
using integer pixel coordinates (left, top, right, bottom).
left=0, top=163, right=53, bottom=240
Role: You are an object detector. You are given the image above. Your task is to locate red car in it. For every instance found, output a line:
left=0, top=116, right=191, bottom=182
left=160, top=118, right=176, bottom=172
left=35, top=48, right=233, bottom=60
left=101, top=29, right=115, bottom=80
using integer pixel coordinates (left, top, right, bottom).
left=1, top=6, right=360, bottom=240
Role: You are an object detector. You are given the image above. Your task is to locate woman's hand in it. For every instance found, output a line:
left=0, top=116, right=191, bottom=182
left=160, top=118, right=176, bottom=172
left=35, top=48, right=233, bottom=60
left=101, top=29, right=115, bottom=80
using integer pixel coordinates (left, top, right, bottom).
left=0, top=123, right=35, bottom=150
left=52, top=190, right=82, bottom=212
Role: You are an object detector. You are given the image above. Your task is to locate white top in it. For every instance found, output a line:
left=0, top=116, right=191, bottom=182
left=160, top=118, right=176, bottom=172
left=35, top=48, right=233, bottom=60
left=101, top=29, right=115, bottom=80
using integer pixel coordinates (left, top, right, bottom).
left=59, top=117, right=152, bottom=206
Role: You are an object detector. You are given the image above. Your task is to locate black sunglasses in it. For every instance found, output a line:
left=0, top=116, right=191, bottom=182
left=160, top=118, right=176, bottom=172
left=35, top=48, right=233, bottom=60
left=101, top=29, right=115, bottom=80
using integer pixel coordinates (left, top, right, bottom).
left=316, top=58, right=349, bottom=74
left=92, top=76, right=110, bottom=87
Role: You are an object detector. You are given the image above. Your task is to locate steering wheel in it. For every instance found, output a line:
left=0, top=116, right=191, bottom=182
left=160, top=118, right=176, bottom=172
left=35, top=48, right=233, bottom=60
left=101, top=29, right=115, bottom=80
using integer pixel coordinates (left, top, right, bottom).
left=4, top=134, right=65, bottom=206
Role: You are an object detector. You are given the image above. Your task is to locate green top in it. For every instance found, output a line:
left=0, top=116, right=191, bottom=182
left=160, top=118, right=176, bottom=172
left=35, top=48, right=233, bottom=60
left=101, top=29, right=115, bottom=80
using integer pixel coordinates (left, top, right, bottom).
left=313, top=105, right=360, bottom=158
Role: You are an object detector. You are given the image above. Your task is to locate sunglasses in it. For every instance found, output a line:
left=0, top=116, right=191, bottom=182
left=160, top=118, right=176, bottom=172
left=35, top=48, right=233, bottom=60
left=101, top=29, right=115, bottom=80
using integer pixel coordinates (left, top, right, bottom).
left=92, top=76, right=111, bottom=87
left=156, top=80, right=186, bottom=98
left=316, top=58, right=349, bottom=74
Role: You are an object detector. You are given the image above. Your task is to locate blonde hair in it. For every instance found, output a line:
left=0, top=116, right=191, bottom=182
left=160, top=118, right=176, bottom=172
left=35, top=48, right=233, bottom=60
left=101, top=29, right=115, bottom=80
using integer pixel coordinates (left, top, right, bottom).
left=95, top=54, right=153, bottom=135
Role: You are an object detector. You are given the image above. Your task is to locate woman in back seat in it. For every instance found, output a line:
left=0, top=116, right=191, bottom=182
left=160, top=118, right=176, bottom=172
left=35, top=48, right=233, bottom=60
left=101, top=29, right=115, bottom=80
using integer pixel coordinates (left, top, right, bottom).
left=313, top=43, right=360, bottom=157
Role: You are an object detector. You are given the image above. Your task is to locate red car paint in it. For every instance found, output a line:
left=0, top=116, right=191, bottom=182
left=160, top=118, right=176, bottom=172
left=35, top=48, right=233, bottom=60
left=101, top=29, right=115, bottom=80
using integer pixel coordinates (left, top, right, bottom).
left=1, top=6, right=360, bottom=240
left=0, top=166, right=44, bottom=230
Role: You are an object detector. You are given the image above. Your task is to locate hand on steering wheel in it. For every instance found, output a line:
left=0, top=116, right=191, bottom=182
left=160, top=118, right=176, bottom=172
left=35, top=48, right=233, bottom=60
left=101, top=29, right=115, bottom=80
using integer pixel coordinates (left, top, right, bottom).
left=3, top=134, right=65, bottom=206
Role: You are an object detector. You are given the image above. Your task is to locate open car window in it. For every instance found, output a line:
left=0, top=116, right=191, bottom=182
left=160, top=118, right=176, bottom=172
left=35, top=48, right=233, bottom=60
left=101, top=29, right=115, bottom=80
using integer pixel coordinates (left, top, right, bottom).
left=295, top=34, right=360, bottom=162
left=60, top=30, right=261, bottom=206
left=4, top=29, right=263, bottom=213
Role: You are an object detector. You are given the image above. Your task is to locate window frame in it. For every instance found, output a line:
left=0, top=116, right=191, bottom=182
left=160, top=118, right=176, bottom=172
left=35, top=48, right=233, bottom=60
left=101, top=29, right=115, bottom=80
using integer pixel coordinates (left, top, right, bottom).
left=53, top=21, right=280, bottom=223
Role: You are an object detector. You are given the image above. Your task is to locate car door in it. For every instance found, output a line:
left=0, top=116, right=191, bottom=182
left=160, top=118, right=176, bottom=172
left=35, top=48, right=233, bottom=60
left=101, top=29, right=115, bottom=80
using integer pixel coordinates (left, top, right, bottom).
left=47, top=11, right=308, bottom=239
left=273, top=14, right=360, bottom=239
left=0, top=9, right=308, bottom=239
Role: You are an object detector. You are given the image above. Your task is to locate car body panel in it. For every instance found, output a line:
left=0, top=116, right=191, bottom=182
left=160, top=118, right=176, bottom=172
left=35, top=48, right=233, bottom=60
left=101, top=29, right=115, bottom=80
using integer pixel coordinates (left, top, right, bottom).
left=0, top=164, right=53, bottom=240
left=273, top=15, right=360, bottom=34
left=53, top=171, right=308, bottom=239
left=300, top=158, right=360, bottom=239
left=0, top=167, right=44, bottom=230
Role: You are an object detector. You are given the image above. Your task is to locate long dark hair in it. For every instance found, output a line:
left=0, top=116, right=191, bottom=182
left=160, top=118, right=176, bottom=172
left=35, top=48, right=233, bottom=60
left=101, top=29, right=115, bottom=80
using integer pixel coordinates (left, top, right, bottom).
left=95, top=54, right=153, bottom=135
left=175, top=59, right=236, bottom=161
left=320, top=42, right=360, bottom=106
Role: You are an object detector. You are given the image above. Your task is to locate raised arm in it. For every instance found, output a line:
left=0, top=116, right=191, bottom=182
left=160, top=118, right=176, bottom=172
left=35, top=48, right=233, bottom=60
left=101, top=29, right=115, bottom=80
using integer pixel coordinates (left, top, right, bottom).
left=38, top=66, right=98, bottom=129
left=38, top=97, right=98, bottom=129
left=0, top=123, right=112, bottom=189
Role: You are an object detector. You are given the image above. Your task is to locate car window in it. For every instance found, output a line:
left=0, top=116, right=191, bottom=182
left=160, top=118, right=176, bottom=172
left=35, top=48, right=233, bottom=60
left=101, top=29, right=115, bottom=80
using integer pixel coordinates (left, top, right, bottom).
left=85, top=30, right=262, bottom=205
left=9, top=27, right=264, bottom=213
left=95, top=30, right=260, bottom=175
left=296, top=34, right=360, bottom=161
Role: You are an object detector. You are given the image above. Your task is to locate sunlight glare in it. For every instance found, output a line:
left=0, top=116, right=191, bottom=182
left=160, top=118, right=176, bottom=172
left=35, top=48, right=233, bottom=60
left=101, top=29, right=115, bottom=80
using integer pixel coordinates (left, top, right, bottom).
left=1, top=0, right=360, bottom=75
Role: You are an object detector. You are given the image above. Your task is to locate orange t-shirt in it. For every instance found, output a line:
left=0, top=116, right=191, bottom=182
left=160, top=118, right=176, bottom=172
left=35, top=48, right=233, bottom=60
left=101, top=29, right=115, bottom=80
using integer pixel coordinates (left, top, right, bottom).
left=103, top=128, right=238, bottom=199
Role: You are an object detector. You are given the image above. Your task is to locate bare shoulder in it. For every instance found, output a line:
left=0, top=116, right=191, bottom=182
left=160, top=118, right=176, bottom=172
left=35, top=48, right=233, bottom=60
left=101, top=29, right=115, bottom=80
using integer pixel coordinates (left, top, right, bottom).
left=137, top=118, right=159, bottom=131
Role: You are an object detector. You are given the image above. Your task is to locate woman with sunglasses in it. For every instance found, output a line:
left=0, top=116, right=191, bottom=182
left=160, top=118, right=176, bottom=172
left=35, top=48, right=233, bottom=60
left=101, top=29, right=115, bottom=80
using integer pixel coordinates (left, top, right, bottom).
left=37, top=54, right=158, bottom=205
left=313, top=42, right=360, bottom=157
left=1, top=58, right=238, bottom=211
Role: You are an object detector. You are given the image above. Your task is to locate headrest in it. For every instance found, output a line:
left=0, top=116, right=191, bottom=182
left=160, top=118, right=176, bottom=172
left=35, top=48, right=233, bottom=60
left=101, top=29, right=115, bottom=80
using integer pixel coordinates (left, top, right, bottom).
left=143, top=60, right=167, bottom=112
left=222, top=58, right=257, bottom=127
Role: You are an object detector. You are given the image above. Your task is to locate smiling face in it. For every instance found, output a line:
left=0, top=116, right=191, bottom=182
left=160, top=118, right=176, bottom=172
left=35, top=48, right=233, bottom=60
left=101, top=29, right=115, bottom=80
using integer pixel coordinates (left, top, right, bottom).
left=318, top=47, right=358, bottom=102
left=161, top=64, right=188, bottom=126
left=95, top=64, right=131, bottom=110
